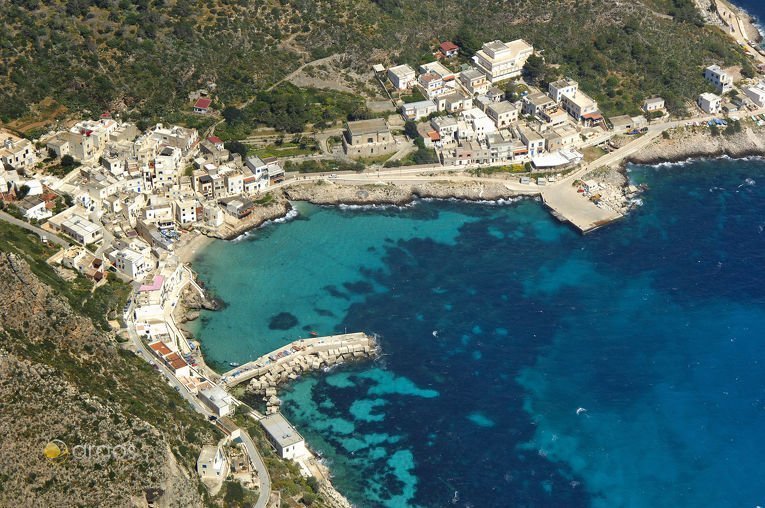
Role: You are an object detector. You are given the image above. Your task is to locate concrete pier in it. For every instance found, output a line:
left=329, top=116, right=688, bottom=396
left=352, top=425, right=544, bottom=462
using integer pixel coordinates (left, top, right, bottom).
left=541, top=184, right=623, bottom=233
left=220, top=332, right=377, bottom=390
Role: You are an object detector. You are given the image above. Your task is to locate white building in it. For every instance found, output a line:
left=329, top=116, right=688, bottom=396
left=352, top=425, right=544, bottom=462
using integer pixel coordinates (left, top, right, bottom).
left=698, top=92, right=722, bottom=114
left=403, top=100, right=438, bottom=121
left=548, top=78, right=579, bottom=103
left=152, top=146, right=182, bottom=189
left=174, top=199, right=198, bottom=225
left=704, top=65, right=733, bottom=93
left=387, top=64, right=416, bottom=90
left=16, top=196, right=51, bottom=221
left=459, top=108, right=497, bottom=141
left=419, top=61, right=455, bottom=81
left=112, top=248, right=151, bottom=279
left=642, top=97, right=666, bottom=113
left=197, top=444, right=228, bottom=479
left=225, top=172, right=244, bottom=195
left=431, top=116, right=459, bottom=145
left=198, top=385, right=234, bottom=417
left=204, top=206, right=224, bottom=227
left=418, top=72, right=447, bottom=98
left=517, top=125, right=546, bottom=157
left=742, top=85, right=765, bottom=107
left=472, top=39, right=534, bottom=83
left=260, top=413, right=308, bottom=460
left=61, top=214, right=103, bottom=245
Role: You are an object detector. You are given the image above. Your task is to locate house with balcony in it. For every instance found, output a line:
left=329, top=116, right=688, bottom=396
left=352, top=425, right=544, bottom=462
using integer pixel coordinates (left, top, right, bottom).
left=472, top=39, right=534, bottom=84
left=704, top=65, right=733, bottom=93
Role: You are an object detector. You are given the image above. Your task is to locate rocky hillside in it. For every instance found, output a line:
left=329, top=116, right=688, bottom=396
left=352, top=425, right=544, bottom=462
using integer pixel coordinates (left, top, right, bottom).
left=0, top=250, right=214, bottom=506
left=0, top=0, right=752, bottom=127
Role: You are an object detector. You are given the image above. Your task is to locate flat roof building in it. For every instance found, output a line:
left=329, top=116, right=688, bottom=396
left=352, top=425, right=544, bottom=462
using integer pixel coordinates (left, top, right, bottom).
left=472, top=39, right=534, bottom=83
left=698, top=92, right=722, bottom=114
left=387, top=64, right=416, bottom=90
left=260, top=413, right=308, bottom=460
left=198, top=385, right=234, bottom=417
left=61, top=215, right=103, bottom=245
left=704, top=65, right=733, bottom=93
left=343, top=118, right=397, bottom=158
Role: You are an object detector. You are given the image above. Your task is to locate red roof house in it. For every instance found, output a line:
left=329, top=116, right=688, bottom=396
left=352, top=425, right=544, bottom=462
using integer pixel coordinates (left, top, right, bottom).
left=193, top=97, right=212, bottom=114
left=439, top=41, right=459, bottom=57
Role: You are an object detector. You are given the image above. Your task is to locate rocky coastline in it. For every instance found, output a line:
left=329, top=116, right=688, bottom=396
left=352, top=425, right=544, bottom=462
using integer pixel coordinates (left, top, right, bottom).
left=284, top=179, right=533, bottom=206
left=627, top=125, right=765, bottom=166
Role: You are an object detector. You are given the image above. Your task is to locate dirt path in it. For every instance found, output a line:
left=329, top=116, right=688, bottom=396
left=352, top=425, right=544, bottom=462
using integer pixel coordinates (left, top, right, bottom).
left=266, top=54, right=338, bottom=92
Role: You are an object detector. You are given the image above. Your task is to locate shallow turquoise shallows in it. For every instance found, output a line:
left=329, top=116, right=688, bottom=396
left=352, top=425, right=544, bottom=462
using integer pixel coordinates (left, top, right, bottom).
left=191, top=159, right=765, bottom=508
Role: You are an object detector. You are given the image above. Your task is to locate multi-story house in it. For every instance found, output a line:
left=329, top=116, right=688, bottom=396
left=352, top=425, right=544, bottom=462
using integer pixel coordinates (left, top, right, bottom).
left=472, top=40, right=534, bottom=83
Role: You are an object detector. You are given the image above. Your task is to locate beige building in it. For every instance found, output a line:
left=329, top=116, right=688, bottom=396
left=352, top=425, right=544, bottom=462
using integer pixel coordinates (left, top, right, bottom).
left=544, top=124, right=579, bottom=152
left=0, top=132, right=35, bottom=170
left=642, top=97, right=666, bottom=113
left=174, top=199, right=198, bottom=225
left=485, top=101, right=518, bottom=128
left=459, top=68, right=489, bottom=96
left=342, top=119, right=397, bottom=158
left=472, top=39, right=534, bottom=83
left=561, top=90, right=601, bottom=124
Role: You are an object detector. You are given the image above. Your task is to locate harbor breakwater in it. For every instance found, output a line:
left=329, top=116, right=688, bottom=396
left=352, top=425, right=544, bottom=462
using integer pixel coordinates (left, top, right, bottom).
left=220, top=333, right=379, bottom=414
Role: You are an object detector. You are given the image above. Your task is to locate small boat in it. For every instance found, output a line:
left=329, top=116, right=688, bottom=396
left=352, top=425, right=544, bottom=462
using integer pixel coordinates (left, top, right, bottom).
left=228, top=362, right=240, bottom=367
left=309, top=331, right=319, bottom=337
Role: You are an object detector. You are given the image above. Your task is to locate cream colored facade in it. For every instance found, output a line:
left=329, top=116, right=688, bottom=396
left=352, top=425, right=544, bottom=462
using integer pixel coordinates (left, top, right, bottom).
left=472, top=40, right=534, bottom=83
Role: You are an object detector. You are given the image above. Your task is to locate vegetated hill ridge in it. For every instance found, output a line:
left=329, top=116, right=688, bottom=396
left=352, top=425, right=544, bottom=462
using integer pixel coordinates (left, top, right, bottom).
left=0, top=251, right=213, bottom=506
left=0, top=0, right=752, bottom=125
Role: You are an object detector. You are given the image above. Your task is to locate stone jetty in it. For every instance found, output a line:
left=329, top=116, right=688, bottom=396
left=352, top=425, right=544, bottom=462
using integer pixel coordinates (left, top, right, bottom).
left=220, top=332, right=378, bottom=413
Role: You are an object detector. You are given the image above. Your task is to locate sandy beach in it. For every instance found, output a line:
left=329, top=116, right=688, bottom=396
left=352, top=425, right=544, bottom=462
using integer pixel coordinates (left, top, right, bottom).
left=175, top=231, right=215, bottom=265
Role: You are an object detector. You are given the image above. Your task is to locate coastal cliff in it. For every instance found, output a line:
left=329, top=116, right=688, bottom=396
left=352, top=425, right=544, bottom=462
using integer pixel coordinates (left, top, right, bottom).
left=628, top=125, right=765, bottom=165
left=0, top=249, right=213, bottom=507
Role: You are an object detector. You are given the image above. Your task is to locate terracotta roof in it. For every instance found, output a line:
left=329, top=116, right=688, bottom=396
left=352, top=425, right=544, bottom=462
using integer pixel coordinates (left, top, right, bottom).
left=168, top=357, right=188, bottom=370
left=440, top=41, right=459, bottom=52
left=149, top=341, right=172, bottom=356
left=194, top=98, right=212, bottom=109
left=427, top=131, right=441, bottom=141
left=207, top=135, right=223, bottom=144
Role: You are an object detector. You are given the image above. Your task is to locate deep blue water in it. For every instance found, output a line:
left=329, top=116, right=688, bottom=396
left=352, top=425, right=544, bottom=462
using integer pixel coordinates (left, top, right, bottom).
left=731, top=0, right=765, bottom=37
left=191, top=159, right=765, bottom=507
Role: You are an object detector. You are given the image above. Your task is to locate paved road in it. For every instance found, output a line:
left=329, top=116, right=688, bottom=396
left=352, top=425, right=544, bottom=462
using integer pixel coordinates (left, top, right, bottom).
left=0, top=210, right=70, bottom=247
left=237, top=427, right=272, bottom=508
left=126, top=313, right=273, bottom=507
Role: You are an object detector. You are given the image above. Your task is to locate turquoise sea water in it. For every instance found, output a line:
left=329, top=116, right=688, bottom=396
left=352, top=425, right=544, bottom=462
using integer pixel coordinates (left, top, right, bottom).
left=191, top=159, right=765, bottom=507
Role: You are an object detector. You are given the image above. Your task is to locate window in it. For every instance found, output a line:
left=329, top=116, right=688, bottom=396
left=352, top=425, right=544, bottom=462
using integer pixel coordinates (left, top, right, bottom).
left=367, top=137, right=374, bottom=143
